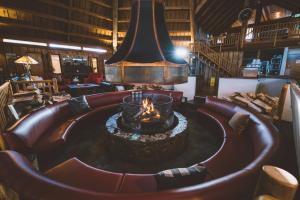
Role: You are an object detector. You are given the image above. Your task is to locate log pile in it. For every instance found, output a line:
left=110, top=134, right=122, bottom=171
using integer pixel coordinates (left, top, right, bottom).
left=225, top=92, right=280, bottom=118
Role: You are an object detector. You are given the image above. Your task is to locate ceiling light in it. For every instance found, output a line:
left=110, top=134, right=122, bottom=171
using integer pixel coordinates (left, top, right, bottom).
left=83, top=47, right=107, bottom=53
left=49, top=43, right=81, bottom=50
left=275, top=12, right=281, bottom=19
left=175, top=47, right=188, bottom=58
left=3, top=38, right=47, bottom=46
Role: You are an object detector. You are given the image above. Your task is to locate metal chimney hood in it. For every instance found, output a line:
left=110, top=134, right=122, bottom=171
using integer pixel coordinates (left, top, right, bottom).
left=105, top=0, right=188, bottom=84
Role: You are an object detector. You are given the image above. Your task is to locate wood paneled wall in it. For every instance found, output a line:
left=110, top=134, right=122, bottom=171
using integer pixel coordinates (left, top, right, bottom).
left=0, top=43, right=110, bottom=79
left=0, top=0, right=113, bottom=48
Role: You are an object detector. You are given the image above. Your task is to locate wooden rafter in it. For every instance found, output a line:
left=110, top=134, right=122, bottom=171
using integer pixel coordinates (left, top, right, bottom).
left=1, top=6, right=112, bottom=36
left=36, top=0, right=113, bottom=21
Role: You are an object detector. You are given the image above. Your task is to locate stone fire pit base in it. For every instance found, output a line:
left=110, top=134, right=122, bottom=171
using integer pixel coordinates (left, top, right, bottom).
left=105, top=111, right=188, bottom=163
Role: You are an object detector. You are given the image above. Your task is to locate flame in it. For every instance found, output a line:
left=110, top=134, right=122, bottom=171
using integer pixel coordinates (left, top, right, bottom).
left=141, top=98, right=160, bottom=122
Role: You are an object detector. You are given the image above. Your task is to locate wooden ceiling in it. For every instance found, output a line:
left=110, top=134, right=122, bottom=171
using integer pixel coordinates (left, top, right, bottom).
left=1, top=0, right=299, bottom=50
left=0, top=0, right=113, bottom=49
left=117, top=0, right=193, bottom=47
left=195, top=0, right=300, bottom=35
left=0, top=0, right=194, bottom=50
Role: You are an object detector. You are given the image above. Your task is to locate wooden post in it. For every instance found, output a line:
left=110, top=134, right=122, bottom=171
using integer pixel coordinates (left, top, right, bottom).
left=255, top=0, right=262, bottom=25
left=67, top=0, right=72, bottom=42
left=121, top=62, right=125, bottom=82
left=254, top=165, right=298, bottom=200
left=112, top=0, right=118, bottom=52
left=240, top=21, right=248, bottom=49
left=189, top=0, right=196, bottom=44
left=163, top=62, right=168, bottom=83
left=52, top=78, right=59, bottom=94
left=273, top=24, right=279, bottom=47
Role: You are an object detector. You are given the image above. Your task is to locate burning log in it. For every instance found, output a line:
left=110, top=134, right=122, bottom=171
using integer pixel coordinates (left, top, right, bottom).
left=133, top=98, right=161, bottom=122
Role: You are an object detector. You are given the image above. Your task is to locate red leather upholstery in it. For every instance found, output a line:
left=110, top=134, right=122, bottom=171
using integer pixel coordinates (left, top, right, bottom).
left=2, top=90, right=182, bottom=155
left=33, top=119, right=77, bottom=154
left=84, top=73, right=103, bottom=84
left=45, top=158, right=123, bottom=193
left=0, top=95, right=279, bottom=200
left=86, top=91, right=131, bottom=108
left=2, top=101, right=73, bottom=152
left=119, top=174, right=157, bottom=193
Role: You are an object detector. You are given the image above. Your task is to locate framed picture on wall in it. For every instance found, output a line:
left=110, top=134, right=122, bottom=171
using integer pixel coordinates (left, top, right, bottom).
left=27, top=53, right=44, bottom=77
left=5, top=53, right=18, bottom=76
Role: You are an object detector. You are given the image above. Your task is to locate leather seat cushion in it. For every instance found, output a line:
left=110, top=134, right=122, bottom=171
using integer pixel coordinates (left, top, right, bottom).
left=205, top=97, right=236, bottom=118
left=45, top=158, right=123, bottom=193
left=33, top=119, right=76, bottom=154
left=5, top=102, right=73, bottom=150
left=119, top=174, right=157, bottom=193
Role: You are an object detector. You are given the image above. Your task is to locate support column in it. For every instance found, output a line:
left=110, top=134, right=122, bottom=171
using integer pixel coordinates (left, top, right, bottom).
left=255, top=0, right=262, bottom=25
left=112, top=0, right=118, bottom=53
left=189, top=0, right=196, bottom=44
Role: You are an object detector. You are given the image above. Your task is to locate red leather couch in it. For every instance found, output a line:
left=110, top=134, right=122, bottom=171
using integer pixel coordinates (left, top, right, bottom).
left=0, top=94, right=279, bottom=200
left=83, top=73, right=103, bottom=84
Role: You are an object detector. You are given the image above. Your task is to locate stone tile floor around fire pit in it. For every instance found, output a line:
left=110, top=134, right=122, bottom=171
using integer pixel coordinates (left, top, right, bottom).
left=46, top=105, right=223, bottom=174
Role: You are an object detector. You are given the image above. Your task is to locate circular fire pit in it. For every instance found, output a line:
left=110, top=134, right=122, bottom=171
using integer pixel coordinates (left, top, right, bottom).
left=105, top=94, right=188, bottom=163
left=121, top=94, right=174, bottom=134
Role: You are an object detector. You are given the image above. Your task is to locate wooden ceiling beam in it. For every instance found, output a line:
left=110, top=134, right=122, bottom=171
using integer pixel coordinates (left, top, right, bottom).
left=207, top=1, right=243, bottom=34
left=195, top=0, right=220, bottom=22
left=118, top=6, right=190, bottom=11
left=36, top=0, right=112, bottom=21
left=214, top=7, right=243, bottom=34
left=0, top=19, right=112, bottom=42
left=118, top=19, right=191, bottom=23
left=195, top=0, right=207, bottom=14
left=87, top=0, right=112, bottom=8
left=1, top=5, right=112, bottom=36
left=201, top=0, right=233, bottom=29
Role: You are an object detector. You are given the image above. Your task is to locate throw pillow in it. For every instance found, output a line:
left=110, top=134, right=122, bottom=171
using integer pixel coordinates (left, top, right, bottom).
left=68, top=95, right=90, bottom=115
left=228, top=112, right=250, bottom=134
left=155, top=165, right=207, bottom=190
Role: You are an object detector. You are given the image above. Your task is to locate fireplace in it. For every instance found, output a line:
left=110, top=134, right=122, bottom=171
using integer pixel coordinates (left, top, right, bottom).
left=121, top=94, right=174, bottom=134
left=105, top=0, right=188, bottom=84
left=105, top=92, right=188, bottom=163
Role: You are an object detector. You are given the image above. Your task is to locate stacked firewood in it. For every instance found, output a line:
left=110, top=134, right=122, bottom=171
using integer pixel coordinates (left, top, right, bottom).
left=224, top=92, right=280, bottom=117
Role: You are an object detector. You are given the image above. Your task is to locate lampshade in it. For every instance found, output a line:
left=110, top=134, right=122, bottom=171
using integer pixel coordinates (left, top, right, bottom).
left=14, top=56, right=38, bottom=65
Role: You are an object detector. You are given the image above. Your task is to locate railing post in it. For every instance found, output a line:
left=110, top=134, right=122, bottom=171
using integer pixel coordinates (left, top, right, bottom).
left=273, top=24, right=279, bottom=47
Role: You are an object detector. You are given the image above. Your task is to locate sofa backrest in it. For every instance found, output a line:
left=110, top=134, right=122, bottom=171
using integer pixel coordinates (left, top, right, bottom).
left=86, top=91, right=132, bottom=108
left=205, top=97, right=279, bottom=162
left=205, top=97, right=236, bottom=118
left=3, top=101, right=73, bottom=150
left=143, top=90, right=183, bottom=104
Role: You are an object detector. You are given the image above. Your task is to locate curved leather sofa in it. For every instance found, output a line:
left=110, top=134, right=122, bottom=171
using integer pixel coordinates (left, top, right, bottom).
left=0, top=94, right=279, bottom=200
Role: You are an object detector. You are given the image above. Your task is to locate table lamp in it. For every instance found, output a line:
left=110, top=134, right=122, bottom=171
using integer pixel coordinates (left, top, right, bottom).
left=14, top=56, right=38, bottom=80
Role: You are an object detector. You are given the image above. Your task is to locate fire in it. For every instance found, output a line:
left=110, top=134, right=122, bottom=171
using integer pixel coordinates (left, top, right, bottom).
left=141, top=98, right=160, bottom=122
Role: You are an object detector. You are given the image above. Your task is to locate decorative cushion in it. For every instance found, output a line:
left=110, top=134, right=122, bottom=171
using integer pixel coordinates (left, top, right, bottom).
left=68, top=95, right=90, bottom=115
left=155, top=165, right=207, bottom=190
left=228, top=112, right=250, bottom=134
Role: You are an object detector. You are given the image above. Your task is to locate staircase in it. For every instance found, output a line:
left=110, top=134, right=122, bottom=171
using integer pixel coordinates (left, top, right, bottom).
left=190, top=41, right=240, bottom=95
left=191, top=41, right=238, bottom=77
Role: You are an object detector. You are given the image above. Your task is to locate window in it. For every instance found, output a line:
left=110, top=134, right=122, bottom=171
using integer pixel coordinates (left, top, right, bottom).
left=245, top=27, right=254, bottom=40
left=51, top=55, right=62, bottom=74
left=91, top=58, right=98, bottom=73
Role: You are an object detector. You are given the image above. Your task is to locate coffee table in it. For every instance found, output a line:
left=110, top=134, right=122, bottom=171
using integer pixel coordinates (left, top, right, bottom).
left=67, top=83, right=100, bottom=97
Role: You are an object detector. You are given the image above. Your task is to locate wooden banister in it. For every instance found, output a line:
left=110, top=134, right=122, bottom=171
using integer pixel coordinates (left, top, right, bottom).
left=209, top=20, right=300, bottom=48
left=0, top=82, right=13, bottom=132
left=11, top=78, right=59, bottom=96
left=190, top=42, right=237, bottom=76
